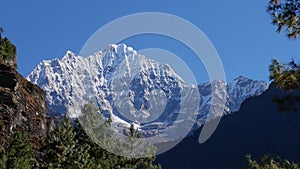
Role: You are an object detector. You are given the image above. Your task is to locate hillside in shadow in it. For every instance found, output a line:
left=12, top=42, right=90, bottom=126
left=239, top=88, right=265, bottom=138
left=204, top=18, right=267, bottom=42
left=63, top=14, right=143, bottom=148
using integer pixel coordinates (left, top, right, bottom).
left=156, top=84, right=300, bottom=169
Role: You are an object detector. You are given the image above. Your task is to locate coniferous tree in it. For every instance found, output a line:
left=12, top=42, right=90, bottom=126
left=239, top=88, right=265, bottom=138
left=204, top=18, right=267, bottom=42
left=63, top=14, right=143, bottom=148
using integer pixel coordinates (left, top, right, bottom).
left=0, top=27, right=3, bottom=39
left=77, top=101, right=137, bottom=168
left=0, top=145, right=7, bottom=169
left=269, top=59, right=300, bottom=90
left=246, top=1, right=300, bottom=167
left=42, top=117, right=97, bottom=169
left=246, top=155, right=299, bottom=169
left=267, top=0, right=300, bottom=39
left=76, top=101, right=119, bottom=168
left=122, top=124, right=161, bottom=169
left=0, top=31, right=17, bottom=68
left=0, top=37, right=15, bottom=61
left=269, top=58, right=300, bottom=111
left=77, top=102, right=162, bottom=169
left=5, top=132, right=33, bottom=169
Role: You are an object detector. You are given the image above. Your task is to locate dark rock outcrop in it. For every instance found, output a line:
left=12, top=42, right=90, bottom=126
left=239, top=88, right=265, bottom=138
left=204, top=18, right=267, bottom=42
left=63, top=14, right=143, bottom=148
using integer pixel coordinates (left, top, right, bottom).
left=0, top=64, right=51, bottom=150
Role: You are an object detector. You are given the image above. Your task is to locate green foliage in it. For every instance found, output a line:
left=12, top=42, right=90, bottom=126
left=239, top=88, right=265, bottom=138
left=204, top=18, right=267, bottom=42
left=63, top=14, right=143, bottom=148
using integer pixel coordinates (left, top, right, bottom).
left=77, top=101, right=161, bottom=169
left=0, top=132, right=33, bottom=169
left=266, top=3, right=300, bottom=166
left=246, top=155, right=299, bottom=169
left=0, top=145, right=7, bottom=169
left=42, top=117, right=97, bottom=169
left=267, top=0, right=300, bottom=39
left=269, top=59, right=300, bottom=90
left=40, top=101, right=162, bottom=168
left=0, top=27, right=17, bottom=68
left=0, top=37, right=16, bottom=62
left=121, top=123, right=161, bottom=169
left=78, top=101, right=117, bottom=157
left=0, top=101, right=162, bottom=168
left=269, top=59, right=300, bottom=111
left=0, top=27, right=3, bottom=36
left=0, top=28, right=163, bottom=168
left=76, top=102, right=114, bottom=168
left=124, top=124, right=141, bottom=138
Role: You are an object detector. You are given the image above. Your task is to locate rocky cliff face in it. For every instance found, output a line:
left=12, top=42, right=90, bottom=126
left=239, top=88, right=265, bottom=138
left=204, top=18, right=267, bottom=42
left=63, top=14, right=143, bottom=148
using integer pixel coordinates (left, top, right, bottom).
left=0, top=64, right=51, bottom=149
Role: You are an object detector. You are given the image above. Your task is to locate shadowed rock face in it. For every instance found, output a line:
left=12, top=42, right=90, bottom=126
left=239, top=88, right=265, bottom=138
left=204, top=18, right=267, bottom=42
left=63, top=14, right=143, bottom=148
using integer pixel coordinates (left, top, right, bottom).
left=0, top=64, right=52, bottom=150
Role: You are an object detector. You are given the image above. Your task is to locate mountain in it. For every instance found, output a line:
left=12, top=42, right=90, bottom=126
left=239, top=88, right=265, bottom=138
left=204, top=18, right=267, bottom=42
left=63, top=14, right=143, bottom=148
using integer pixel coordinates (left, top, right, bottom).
left=156, top=83, right=300, bottom=169
left=0, top=63, right=52, bottom=150
left=27, top=44, right=268, bottom=136
left=197, top=76, right=268, bottom=122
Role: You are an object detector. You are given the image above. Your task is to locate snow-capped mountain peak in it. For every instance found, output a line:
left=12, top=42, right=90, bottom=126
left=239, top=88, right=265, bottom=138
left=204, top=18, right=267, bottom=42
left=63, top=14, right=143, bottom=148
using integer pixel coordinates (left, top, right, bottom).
left=227, top=75, right=268, bottom=112
left=27, top=44, right=268, bottom=135
left=62, top=50, right=77, bottom=60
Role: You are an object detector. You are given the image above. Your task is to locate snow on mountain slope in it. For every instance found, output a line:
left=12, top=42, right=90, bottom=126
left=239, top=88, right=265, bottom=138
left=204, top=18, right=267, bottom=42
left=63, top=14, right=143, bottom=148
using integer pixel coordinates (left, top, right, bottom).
left=27, top=44, right=268, bottom=135
left=227, top=76, right=268, bottom=112
left=197, top=76, right=268, bottom=120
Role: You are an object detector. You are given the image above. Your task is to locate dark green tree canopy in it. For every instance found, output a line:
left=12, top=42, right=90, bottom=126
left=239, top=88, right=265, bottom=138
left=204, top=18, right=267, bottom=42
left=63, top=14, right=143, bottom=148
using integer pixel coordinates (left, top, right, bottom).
left=269, top=58, right=300, bottom=90
left=247, top=2, right=300, bottom=167
left=0, top=38, right=16, bottom=61
left=0, top=27, right=3, bottom=38
left=0, top=28, right=17, bottom=69
left=78, top=102, right=161, bottom=169
left=246, top=155, right=299, bottom=169
left=0, top=132, right=33, bottom=169
left=42, top=117, right=97, bottom=169
left=269, top=59, right=300, bottom=111
left=267, top=0, right=300, bottom=39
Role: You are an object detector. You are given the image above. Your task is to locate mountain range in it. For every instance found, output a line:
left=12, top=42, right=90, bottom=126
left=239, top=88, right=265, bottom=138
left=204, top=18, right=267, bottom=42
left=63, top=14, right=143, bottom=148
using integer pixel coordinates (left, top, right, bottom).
left=26, top=44, right=268, bottom=137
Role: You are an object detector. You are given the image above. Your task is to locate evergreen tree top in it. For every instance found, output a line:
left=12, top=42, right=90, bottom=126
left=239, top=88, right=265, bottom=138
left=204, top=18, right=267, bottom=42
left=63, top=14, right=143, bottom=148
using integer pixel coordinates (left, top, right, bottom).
left=0, top=27, right=3, bottom=39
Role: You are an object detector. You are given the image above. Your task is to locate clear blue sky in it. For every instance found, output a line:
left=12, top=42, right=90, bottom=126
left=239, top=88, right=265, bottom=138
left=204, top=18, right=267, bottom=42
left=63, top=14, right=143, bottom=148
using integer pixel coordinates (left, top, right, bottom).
left=1, top=0, right=300, bottom=83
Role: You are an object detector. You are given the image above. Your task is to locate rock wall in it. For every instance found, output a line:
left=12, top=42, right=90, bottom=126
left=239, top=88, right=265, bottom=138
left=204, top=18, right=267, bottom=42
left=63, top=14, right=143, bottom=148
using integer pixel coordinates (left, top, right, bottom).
left=0, top=64, right=51, bottom=149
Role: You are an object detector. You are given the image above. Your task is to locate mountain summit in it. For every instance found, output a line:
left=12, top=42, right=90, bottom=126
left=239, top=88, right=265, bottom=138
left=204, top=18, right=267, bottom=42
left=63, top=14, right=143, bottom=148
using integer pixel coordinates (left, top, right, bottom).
left=27, top=44, right=268, bottom=136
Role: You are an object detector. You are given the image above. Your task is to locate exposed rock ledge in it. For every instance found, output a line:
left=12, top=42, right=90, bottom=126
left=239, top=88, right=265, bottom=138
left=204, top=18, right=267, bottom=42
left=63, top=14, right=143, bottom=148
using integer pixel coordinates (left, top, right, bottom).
left=0, top=64, right=52, bottom=149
